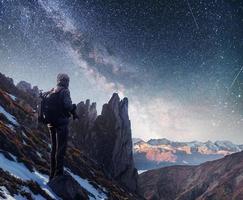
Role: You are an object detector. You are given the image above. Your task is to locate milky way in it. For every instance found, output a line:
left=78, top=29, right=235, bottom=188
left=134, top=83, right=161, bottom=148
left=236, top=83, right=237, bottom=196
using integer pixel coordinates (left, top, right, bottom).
left=0, top=0, right=243, bottom=142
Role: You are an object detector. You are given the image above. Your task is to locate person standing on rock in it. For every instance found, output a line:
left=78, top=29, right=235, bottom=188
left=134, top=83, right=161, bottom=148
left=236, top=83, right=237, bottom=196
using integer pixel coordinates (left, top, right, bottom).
left=39, top=73, right=78, bottom=181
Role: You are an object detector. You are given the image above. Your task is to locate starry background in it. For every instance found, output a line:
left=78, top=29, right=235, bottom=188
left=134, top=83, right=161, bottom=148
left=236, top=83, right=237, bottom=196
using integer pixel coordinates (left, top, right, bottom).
left=0, top=0, right=243, bottom=142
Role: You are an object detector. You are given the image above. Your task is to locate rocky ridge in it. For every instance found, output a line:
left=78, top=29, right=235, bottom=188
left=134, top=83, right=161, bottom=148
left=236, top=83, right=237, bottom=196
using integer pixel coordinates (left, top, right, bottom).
left=0, top=72, right=142, bottom=200
left=139, top=150, right=243, bottom=200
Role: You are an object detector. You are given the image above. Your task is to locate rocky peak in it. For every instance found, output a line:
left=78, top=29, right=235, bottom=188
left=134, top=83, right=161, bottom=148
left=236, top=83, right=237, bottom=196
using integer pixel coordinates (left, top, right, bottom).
left=70, top=92, right=138, bottom=192
left=17, top=81, right=31, bottom=92
left=133, top=138, right=144, bottom=145
left=147, top=138, right=171, bottom=145
left=93, top=93, right=138, bottom=192
left=17, top=81, right=39, bottom=98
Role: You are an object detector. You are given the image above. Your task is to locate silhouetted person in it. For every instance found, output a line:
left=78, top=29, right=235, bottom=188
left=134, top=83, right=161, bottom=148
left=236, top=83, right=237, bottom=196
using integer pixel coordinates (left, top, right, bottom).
left=41, top=73, right=77, bottom=181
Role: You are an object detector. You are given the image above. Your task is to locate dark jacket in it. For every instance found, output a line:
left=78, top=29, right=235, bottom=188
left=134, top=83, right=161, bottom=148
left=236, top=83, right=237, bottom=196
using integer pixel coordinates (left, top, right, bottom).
left=48, top=85, right=74, bottom=126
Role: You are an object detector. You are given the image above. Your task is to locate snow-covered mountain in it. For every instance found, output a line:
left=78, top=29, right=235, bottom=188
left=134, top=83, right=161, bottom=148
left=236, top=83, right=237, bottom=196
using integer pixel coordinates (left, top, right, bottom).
left=133, top=138, right=243, bottom=170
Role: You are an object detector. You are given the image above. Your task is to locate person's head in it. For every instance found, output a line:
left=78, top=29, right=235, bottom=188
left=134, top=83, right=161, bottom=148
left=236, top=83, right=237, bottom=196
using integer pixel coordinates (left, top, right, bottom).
left=57, top=73, right=70, bottom=88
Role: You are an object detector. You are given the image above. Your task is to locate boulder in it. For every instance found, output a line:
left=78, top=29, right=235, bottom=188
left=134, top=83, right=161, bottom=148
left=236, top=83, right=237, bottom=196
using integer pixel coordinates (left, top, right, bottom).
left=47, top=175, right=88, bottom=200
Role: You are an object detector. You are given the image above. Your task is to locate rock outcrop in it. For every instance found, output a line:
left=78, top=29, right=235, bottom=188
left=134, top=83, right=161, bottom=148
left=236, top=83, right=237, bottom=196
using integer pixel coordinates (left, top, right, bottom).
left=48, top=174, right=88, bottom=200
left=0, top=73, right=37, bottom=107
left=70, top=99, right=97, bottom=148
left=17, top=81, right=39, bottom=98
left=92, top=93, right=138, bottom=192
left=70, top=93, right=138, bottom=192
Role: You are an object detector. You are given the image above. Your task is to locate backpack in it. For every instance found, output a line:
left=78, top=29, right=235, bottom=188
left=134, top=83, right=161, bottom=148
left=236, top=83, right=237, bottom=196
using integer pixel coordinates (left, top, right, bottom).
left=38, top=89, right=63, bottom=124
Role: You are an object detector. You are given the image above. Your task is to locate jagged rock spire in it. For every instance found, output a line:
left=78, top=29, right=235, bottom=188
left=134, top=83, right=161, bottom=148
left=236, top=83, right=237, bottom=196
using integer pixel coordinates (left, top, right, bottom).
left=70, top=93, right=138, bottom=192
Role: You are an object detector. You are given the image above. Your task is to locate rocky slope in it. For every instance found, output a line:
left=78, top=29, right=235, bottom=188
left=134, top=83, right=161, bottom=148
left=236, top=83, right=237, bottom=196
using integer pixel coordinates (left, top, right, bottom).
left=0, top=72, right=142, bottom=200
left=133, top=138, right=243, bottom=170
left=139, top=150, right=243, bottom=200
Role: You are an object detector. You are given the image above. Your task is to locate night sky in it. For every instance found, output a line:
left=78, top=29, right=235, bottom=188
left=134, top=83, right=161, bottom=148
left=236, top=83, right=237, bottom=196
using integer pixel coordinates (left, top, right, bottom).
left=0, top=0, right=243, bottom=142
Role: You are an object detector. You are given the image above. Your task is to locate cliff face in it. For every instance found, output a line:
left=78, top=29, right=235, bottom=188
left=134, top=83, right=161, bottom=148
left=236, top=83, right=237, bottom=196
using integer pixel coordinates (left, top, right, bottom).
left=139, top=151, right=243, bottom=200
left=93, top=93, right=138, bottom=192
left=0, top=72, right=141, bottom=199
left=70, top=93, right=138, bottom=192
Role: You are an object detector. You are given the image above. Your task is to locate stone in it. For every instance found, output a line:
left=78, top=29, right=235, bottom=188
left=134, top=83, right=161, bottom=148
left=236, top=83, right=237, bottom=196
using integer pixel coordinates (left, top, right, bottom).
left=70, top=93, right=138, bottom=192
left=47, top=174, right=88, bottom=200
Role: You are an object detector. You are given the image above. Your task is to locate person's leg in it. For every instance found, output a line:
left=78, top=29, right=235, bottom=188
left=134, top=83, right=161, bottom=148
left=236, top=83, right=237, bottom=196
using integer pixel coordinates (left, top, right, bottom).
left=48, top=126, right=57, bottom=180
left=55, top=125, right=68, bottom=176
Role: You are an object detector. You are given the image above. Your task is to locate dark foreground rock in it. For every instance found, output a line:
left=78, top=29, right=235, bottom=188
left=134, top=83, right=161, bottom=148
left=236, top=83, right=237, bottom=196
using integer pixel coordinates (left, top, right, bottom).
left=48, top=175, right=88, bottom=200
left=91, top=93, right=138, bottom=192
left=70, top=99, right=97, bottom=149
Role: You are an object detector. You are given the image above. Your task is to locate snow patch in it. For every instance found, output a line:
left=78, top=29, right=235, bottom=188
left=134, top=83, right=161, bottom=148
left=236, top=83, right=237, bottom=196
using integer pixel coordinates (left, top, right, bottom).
left=0, top=186, right=16, bottom=200
left=0, top=153, right=109, bottom=200
left=66, top=168, right=108, bottom=200
left=21, top=131, right=28, bottom=138
left=0, top=186, right=27, bottom=200
left=36, top=152, right=42, bottom=158
left=215, top=140, right=241, bottom=151
left=20, top=186, right=46, bottom=200
left=138, top=170, right=147, bottom=174
left=6, top=124, right=15, bottom=131
left=0, top=153, right=59, bottom=199
left=0, top=185, right=48, bottom=200
left=7, top=93, right=17, bottom=101
left=0, top=106, right=19, bottom=126
left=8, top=152, right=17, bottom=162
left=182, top=160, right=189, bottom=164
left=0, top=153, right=32, bottom=180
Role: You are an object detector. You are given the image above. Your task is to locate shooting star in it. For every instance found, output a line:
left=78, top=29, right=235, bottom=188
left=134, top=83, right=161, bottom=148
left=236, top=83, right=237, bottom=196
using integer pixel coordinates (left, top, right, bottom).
left=229, top=66, right=243, bottom=89
left=186, top=0, right=199, bottom=30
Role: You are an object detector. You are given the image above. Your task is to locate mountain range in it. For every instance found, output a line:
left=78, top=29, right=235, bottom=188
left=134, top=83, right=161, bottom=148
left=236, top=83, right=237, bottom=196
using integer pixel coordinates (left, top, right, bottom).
left=133, top=138, right=243, bottom=170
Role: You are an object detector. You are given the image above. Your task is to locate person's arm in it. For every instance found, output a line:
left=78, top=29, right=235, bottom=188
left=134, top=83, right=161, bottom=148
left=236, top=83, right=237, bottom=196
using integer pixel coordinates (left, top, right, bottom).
left=62, top=89, right=74, bottom=112
left=62, top=89, right=79, bottom=119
